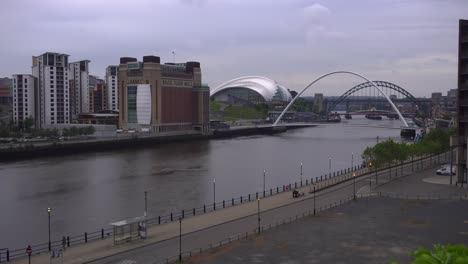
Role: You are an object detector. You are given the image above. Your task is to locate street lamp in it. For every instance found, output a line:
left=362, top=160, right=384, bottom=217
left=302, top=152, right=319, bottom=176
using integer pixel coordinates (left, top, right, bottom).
left=257, top=198, right=261, bottom=234
left=178, top=217, right=182, bottom=262
left=328, top=157, right=332, bottom=176
left=313, top=184, right=316, bottom=215
left=351, top=152, right=354, bottom=171
left=300, top=162, right=303, bottom=183
left=47, top=207, right=51, bottom=252
left=212, top=179, right=216, bottom=210
left=144, top=191, right=148, bottom=217
left=353, top=172, right=357, bottom=200
left=263, top=169, right=266, bottom=195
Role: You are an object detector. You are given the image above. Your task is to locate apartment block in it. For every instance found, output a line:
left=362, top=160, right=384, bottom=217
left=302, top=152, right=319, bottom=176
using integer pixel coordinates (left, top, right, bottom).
left=12, top=74, right=37, bottom=127
left=32, top=52, right=70, bottom=128
left=106, top=66, right=118, bottom=111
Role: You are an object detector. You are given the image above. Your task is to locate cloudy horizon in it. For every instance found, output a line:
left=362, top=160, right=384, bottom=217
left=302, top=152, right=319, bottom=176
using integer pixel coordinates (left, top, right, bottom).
left=0, top=0, right=466, bottom=97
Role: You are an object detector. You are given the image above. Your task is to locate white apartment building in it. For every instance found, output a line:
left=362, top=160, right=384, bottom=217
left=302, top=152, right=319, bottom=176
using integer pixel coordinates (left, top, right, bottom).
left=12, top=74, right=36, bottom=127
left=69, top=60, right=90, bottom=120
left=106, top=65, right=118, bottom=111
left=32, top=52, right=70, bottom=128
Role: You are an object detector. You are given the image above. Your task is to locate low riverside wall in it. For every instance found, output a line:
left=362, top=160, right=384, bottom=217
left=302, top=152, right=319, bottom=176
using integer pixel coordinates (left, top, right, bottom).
left=0, top=126, right=288, bottom=160
left=0, top=133, right=211, bottom=160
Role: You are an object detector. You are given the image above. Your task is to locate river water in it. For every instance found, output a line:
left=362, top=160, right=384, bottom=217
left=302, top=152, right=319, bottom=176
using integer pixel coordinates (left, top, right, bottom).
left=0, top=117, right=402, bottom=249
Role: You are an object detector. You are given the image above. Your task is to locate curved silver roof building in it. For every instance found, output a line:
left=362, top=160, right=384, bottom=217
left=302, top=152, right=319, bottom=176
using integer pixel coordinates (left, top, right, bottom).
left=210, top=76, right=292, bottom=103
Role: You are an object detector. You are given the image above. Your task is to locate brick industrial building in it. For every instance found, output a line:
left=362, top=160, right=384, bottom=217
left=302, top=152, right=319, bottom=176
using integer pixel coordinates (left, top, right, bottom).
left=118, top=56, right=209, bottom=133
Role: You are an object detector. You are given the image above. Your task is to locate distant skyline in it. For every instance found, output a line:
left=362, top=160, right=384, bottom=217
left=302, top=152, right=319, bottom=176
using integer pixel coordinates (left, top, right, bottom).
left=0, top=0, right=466, bottom=97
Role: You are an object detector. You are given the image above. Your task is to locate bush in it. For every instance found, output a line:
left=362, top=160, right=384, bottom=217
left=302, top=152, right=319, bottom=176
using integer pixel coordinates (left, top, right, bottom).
left=391, top=244, right=468, bottom=264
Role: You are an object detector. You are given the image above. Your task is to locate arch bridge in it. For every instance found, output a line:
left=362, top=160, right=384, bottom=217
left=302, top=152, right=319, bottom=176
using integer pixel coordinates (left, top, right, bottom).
left=326, top=81, right=421, bottom=113
left=273, top=72, right=412, bottom=127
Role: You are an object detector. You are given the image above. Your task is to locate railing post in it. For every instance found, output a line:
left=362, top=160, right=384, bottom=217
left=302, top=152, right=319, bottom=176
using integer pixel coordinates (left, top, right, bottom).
left=6, top=249, right=9, bottom=261
left=256, top=192, right=258, bottom=199
left=295, top=182, right=297, bottom=188
left=270, top=188, right=272, bottom=196
left=85, top=232, right=88, bottom=243
left=241, top=196, right=243, bottom=203
left=203, top=205, right=206, bottom=213
left=171, top=212, right=173, bottom=221
left=232, top=198, right=234, bottom=206
left=67, top=236, right=70, bottom=247
left=182, top=210, right=185, bottom=219
left=193, top=208, right=196, bottom=216
left=223, top=200, right=225, bottom=208
left=101, top=228, right=104, bottom=239
left=248, top=194, right=251, bottom=201
left=277, top=186, right=279, bottom=193
left=158, top=216, right=161, bottom=224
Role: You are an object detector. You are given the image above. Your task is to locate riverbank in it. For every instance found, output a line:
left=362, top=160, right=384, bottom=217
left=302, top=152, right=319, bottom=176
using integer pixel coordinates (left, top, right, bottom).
left=0, top=125, right=293, bottom=161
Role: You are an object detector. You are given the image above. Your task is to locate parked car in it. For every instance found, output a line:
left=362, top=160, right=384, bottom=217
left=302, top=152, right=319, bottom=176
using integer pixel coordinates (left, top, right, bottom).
left=436, top=165, right=455, bottom=175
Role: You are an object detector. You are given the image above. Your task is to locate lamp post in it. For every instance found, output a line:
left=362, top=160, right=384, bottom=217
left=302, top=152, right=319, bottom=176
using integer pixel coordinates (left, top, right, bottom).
left=263, top=169, right=266, bottom=195
left=351, top=152, right=354, bottom=172
left=300, top=162, right=303, bottom=183
left=212, top=179, right=216, bottom=209
left=328, top=157, right=331, bottom=176
left=353, top=172, right=356, bottom=200
left=144, top=191, right=147, bottom=217
left=178, top=217, right=182, bottom=262
left=313, top=184, right=316, bottom=215
left=47, top=207, right=51, bottom=252
left=257, top=198, right=261, bottom=233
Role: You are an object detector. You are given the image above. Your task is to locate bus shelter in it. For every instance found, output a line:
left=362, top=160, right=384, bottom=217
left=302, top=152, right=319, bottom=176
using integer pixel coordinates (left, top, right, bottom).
left=110, top=216, right=147, bottom=245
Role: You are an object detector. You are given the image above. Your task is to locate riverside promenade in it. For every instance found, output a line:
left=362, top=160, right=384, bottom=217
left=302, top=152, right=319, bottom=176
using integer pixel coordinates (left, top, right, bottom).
left=9, top=153, right=457, bottom=264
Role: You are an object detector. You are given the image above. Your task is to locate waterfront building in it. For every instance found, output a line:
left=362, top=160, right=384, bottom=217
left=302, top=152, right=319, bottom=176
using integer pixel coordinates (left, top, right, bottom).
left=106, top=66, right=119, bottom=112
left=90, top=82, right=106, bottom=113
left=32, top=52, right=70, bottom=128
left=118, top=56, right=210, bottom=133
left=210, top=76, right=292, bottom=106
left=457, top=19, right=468, bottom=183
left=78, top=110, right=118, bottom=126
left=12, top=74, right=37, bottom=127
left=69, top=60, right=90, bottom=120
left=0, top=77, right=12, bottom=105
left=0, top=78, right=12, bottom=125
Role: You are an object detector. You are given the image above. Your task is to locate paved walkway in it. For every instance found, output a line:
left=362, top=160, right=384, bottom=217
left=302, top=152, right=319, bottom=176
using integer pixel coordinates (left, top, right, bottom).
left=10, top=153, right=454, bottom=264
left=186, top=197, right=468, bottom=264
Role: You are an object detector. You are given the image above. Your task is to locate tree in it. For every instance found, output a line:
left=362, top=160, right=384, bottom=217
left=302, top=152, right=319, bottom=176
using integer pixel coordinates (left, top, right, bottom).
left=23, top=116, right=34, bottom=132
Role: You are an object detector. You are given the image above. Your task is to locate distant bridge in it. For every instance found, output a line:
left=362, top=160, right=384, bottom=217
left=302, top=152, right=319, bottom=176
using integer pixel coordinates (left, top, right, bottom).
left=326, top=81, right=431, bottom=113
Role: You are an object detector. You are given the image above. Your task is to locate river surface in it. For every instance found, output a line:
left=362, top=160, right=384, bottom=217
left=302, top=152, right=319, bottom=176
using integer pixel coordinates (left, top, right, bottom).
left=0, top=117, right=402, bottom=249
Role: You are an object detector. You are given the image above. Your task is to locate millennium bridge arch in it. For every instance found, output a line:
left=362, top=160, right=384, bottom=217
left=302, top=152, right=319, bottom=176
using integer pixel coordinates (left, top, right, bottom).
left=272, top=71, right=409, bottom=127
left=327, top=80, right=420, bottom=112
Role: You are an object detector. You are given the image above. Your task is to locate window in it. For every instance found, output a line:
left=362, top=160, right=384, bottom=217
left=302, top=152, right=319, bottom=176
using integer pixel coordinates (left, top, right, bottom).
left=25, top=85, right=27, bottom=88
left=24, top=79, right=28, bottom=83
left=51, top=76, right=54, bottom=79
left=51, top=99, right=54, bottom=102
left=51, top=94, right=54, bottom=97
left=51, top=85, right=54, bottom=88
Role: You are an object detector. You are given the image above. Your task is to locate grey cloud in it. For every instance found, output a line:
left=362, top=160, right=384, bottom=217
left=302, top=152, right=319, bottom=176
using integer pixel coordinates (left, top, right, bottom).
left=0, top=0, right=466, bottom=97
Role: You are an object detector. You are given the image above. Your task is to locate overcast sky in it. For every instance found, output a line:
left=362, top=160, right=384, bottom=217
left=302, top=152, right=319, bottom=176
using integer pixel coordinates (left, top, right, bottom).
left=0, top=0, right=466, bottom=97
